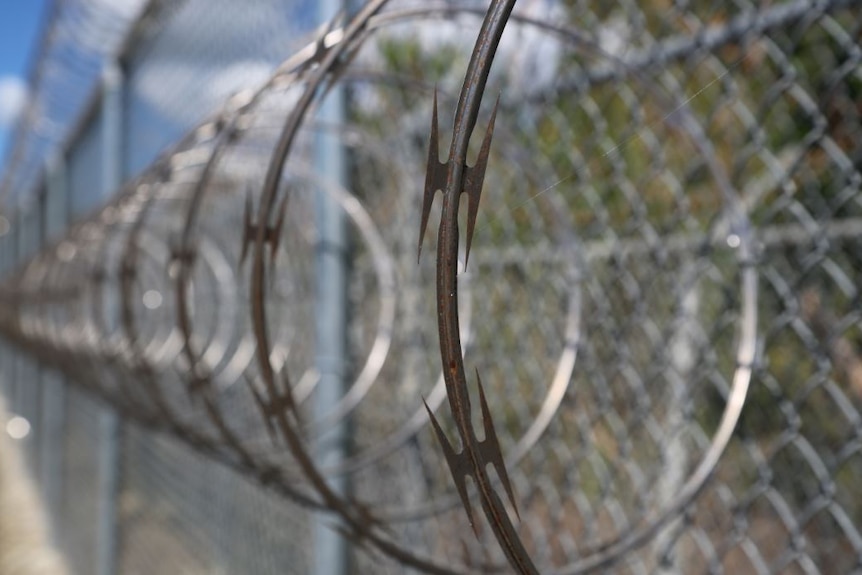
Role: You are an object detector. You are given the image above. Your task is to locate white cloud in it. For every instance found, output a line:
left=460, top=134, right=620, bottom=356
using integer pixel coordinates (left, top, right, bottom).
left=0, top=76, right=27, bottom=128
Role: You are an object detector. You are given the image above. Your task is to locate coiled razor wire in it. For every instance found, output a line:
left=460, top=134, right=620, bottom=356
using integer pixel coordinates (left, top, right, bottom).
left=2, top=0, right=862, bottom=572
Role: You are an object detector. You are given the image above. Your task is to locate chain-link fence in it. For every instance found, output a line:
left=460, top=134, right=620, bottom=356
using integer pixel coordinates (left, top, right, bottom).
left=1, top=0, right=861, bottom=573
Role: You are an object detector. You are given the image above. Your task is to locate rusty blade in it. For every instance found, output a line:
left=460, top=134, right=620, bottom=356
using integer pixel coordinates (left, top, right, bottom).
left=419, top=89, right=447, bottom=263
left=240, top=189, right=288, bottom=273
left=420, top=0, right=537, bottom=573
left=423, top=397, right=478, bottom=535
left=463, top=96, right=498, bottom=268
left=475, top=369, right=519, bottom=521
left=270, top=194, right=288, bottom=268
left=240, top=189, right=254, bottom=266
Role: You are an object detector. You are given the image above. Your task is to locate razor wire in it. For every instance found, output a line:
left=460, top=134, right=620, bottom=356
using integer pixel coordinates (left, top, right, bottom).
left=1, top=0, right=861, bottom=572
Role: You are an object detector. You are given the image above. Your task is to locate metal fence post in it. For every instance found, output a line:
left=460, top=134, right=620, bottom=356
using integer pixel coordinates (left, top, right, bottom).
left=11, top=206, right=23, bottom=413
left=0, top=219, right=9, bottom=400
left=313, top=1, right=349, bottom=573
left=39, top=152, right=68, bottom=537
left=20, top=197, right=43, bottom=477
left=95, top=61, right=123, bottom=575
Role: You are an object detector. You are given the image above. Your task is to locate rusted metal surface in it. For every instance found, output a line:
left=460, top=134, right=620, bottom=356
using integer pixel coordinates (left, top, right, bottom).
left=2, top=0, right=862, bottom=573
left=418, top=2, right=539, bottom=572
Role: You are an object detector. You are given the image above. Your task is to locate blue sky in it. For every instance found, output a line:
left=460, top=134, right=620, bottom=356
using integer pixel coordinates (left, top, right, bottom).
left=0, top=0, right=48, bottom=162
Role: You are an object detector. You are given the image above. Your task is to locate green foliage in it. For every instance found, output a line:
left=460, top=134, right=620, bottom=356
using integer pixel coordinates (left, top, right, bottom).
left=359, top=3, right=862, bottom=554
left=377, top=37, right=461, bottom=83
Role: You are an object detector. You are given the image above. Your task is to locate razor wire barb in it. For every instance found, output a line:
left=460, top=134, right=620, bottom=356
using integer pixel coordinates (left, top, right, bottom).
left=418, top=2, right=540, bottom=572
left=1, top=0, right=861, bottom=573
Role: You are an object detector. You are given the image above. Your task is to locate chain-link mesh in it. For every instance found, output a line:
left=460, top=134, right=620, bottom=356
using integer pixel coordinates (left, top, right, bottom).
left=1, top=0, right=861, bottom=573
left=118, top=424, right=313, bottom=575
left=57, top=389, right=104, bottom=575
left=121, top=0, right=317, bottom=176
